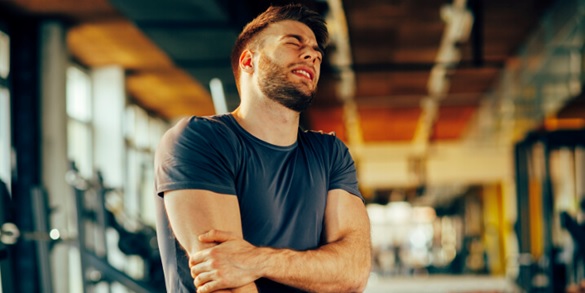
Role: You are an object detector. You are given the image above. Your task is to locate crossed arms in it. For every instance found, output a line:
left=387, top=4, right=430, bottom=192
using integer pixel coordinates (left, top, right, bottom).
left=163, top=188, right=372, bottom=293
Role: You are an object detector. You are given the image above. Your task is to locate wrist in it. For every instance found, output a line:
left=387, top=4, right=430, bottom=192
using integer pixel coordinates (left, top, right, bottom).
left=255, top=246, right=296, bottom=280
left=255, top=247, right=278, bottom=278
left=253, top=246, right=273, bottom=278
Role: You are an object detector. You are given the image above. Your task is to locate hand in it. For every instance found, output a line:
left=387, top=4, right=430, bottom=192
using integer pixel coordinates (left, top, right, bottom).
left=190, top=230, right=261, bottom=293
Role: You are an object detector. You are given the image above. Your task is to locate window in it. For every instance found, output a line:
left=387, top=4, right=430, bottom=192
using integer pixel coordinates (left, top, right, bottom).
left=66, top=66, right=93, bottom=177
left=0, top=30, right=9, bottom=79
left=0, top=87, right=10, bottom=190
left=0, top=29, right=10, bottom=191
left=124, top=105, right=168, bottom=226
left=0, top=27, right=9, bottom=293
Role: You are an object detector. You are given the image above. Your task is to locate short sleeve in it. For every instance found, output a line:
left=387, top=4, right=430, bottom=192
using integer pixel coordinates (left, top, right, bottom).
left=328, top=137, right=364, bottom=202
left=154, top=116, right=239, bottom=197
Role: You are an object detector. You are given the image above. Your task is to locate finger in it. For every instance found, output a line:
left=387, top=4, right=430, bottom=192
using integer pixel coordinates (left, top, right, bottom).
left=193, top=271, right=214, bottom=288
left=198, top=229, right=236, bottom=243
left=196, top=280, right=221, bottom=293
left=190, top=261, right=208, bottom=279
left=189, top=250, right=209, bottom=267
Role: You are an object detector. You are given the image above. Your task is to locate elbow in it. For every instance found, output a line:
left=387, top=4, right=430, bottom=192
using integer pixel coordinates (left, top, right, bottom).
left=339, top=261, right=371, bottom=293
left=321, top=271, right=370, bottom=293
left=353, top=268, right=371, bottom=292
left=336, top=277, right=369, bottom=293
left=356, top=278, right=369, bottom=292
left=321, top=269, right=369, bottom=293
left=352, top=257, right=372, bottom=292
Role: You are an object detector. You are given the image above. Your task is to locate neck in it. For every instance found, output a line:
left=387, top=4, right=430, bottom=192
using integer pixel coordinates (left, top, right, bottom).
left=232, top=94, right=300, bottom=147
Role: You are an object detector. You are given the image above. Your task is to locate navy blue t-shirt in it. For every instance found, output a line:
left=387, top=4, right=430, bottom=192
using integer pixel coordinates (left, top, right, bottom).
left=154, top=114, right=362, bottom=292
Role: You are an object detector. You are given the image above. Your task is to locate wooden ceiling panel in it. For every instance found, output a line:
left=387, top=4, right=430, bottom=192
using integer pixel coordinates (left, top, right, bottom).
left=349, top=18, right=443, bottom=50
left=10, top=0, right=118, bottom=20
left=152, top=103, right=212, bottom=120
left=346, top=7, right=405, bottom=30
left=458, top=0, right=555, bottom=63
left=2, top=0, right=559, bottom=146
left=353, top=46, right=440, bottom=64
left=396, top=23, right=444, bottom=47
left=478, top=35, right=530, bottom=61
left=556, top=90, right=585, bottom=120
left=358, top=107, right=421, bottom=142
left=9, top=0, right=216, bottom=122
left=440, top=93, right=483, bottom=108
left=127, top=69, right=214, bottom=118
left=448, top=67, right=501, bottom=95
left=313, top=76, right=344, bottom=107
left=68, top=20, right=173, bottom=69
left=347, top=0, right=445, bottom=65
left=306, top=107, right=347, bottom=142
left=351, top=47, right=393, bottom=65
left=357, top=95, right=426, bottom=109
left=349, top=27, right=398, bottom=43
left=346, top=0, right=443, bottom=30
left=431, top=106, right=476, bottom=140
left=355, top=71, right=430, bottom=98
left=389, top=49, right=439, bottom=64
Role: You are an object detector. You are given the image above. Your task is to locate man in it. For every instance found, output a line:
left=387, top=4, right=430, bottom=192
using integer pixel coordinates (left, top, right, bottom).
left=154, top=4, right=371, bottom=292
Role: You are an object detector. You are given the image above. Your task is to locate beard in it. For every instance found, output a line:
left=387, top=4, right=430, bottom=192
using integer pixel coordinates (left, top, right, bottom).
left=257, top=54, right=316, bottom=112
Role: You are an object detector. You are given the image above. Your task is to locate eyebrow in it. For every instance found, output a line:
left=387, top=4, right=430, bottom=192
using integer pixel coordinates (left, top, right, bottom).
left=282, top=34, right=324, bottom=56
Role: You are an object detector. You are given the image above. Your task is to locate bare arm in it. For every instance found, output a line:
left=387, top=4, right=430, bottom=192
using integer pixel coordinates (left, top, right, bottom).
left=163, top=189, right=258, bottom=292
left=193, top=189, right=372, bottom=293
left=260, top=189, right=372, bottom=292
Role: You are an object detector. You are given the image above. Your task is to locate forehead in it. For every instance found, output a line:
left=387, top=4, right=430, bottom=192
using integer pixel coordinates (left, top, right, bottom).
left=261, top=20, right=317, bottom=43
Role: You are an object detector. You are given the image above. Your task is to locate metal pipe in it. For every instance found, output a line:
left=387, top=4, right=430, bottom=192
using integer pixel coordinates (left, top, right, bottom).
left=31, top=187, right=53, bottom=293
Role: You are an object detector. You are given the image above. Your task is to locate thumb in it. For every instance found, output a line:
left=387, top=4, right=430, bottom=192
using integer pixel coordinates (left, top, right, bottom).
left=198, top=229, right=237, bottom=243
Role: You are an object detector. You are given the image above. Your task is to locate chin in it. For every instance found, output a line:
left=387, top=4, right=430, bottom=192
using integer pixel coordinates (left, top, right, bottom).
left=297, top=84, right=316, bottom=96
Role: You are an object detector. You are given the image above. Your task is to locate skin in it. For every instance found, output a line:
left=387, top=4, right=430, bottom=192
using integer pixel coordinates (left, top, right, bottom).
left=163, top=20, right=372, bottom=293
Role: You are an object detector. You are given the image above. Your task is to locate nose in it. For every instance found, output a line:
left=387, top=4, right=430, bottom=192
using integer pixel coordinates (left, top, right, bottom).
left=302, top=48, right=320, bottom=64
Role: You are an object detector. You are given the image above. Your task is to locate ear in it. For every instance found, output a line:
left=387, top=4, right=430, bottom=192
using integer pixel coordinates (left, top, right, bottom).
left=239, top=50, right=254, bottom=73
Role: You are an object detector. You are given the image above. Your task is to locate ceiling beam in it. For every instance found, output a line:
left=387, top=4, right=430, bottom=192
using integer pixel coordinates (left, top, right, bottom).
left=349, top=60, right=503, bottom=72
left=174, top=59, right=231, bottom=69
left=134, top=20, right=234, bottom=30
left=326, top=0, right=364, bottom=152
left=412, top=0, right=474, bottom=156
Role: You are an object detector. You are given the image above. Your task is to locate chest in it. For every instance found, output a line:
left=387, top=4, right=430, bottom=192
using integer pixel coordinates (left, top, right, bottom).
left=234, top=144, right=330, bottom=247
left=237, top=145, right=329, bottom=206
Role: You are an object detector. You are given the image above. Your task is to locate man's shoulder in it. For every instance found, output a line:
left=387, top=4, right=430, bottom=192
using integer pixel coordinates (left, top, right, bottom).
left=158, top=114, right=239, bottom=154
left=166, top=114, right=236, bottom=139
left=304, top=129, right=337, bottom=137
left=173, top=114, right=232, bottom=130
left=299, top=129, right=350, bottom=155
left=301, top=129, right=344, bottom=145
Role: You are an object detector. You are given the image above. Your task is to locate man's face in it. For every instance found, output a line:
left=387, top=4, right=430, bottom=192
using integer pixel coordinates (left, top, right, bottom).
left=255, top=20, right=323, bottom=112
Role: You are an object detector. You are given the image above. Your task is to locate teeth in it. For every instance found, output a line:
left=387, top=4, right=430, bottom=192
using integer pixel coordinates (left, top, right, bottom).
left=293, top=70, right=311, bottom=80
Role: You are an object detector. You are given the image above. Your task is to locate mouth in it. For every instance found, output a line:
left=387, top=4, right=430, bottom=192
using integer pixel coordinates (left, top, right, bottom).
left=291, top=67, right=315, bottom=82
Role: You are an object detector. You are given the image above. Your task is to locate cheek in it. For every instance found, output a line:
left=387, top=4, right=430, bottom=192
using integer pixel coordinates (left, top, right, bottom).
left=277, top=49, right=298, bottom=62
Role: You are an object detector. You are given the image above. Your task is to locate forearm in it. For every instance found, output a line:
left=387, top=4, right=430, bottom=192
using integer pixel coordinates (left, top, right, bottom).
left=257, top=231, right=371, bottom=292
left=224, top=283, right=258, bottom=293
left=190, top=242, right=259, bottom=293
left=164, top=190, right=258, bottom=292
left=189, top=191, right=372, bottom=293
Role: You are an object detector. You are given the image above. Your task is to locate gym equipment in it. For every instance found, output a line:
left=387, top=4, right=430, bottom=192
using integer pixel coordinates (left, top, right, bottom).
left=66, top=162, right=163, bottom=293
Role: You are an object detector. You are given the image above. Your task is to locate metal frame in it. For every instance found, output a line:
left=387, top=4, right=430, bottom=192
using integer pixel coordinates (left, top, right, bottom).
left=515, top=129, right=585, bottom=293
left=0, top=20, right=11, bottom=292
left=0, top=179, right=14, bottom=293
left=68, top=162, right=156, bottom=293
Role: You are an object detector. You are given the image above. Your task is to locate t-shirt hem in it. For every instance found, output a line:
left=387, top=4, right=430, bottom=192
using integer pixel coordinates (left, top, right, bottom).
left=329, top=185, right=364, bottom=203
left=157, top=182, right=236, bottom=197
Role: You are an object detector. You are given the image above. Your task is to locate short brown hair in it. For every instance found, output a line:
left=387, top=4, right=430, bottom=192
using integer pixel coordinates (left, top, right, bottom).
left=231, top=4, right=329, bottom=91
